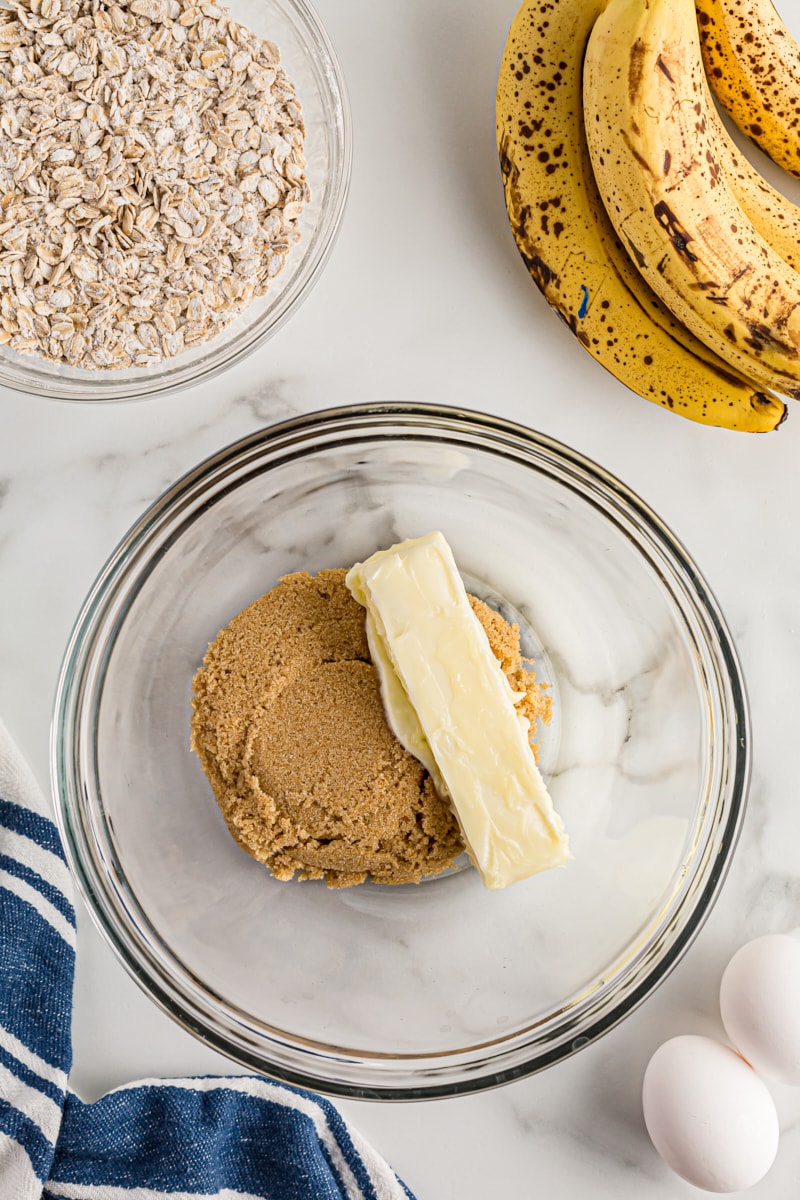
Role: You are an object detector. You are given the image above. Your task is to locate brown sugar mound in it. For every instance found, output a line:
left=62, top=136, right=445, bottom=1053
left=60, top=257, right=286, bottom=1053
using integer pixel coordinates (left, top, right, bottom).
left=190, top=568, right=551, bottom=888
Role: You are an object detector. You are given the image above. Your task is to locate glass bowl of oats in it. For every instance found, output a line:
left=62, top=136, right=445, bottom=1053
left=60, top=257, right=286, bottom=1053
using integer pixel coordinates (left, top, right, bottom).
left=53, top=404, right=749, bottom=1098
left=0, top=0, right=350, bottom=399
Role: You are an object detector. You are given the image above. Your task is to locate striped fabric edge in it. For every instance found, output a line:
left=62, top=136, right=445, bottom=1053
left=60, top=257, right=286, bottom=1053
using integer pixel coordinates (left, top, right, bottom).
left=0, top=1026, right=68, bottom=1096
left=101, top=1078, right=410, bottom=1200
left=0, top=822, right=73, bottom=907
left=0, top=1060, right=62, bottom=1144
left=346, top=1126, right=416, bottom=1200
left=0, top=798, right=65, bottom=861
left=0, top=854, right=74, bottom=928
left=0, top=1127, right=45, bottom=1200
left=0, top=867, right=75, bottom=949
left=43, top=1186, right=266, bottom=1200
left=0, top=795, right=75, bottom=954
left=0, top=1096, right=55, bottom=1186
left=0, top=784, right=72, bottom=1197
left=0, top=1044, right=64, bottom=1109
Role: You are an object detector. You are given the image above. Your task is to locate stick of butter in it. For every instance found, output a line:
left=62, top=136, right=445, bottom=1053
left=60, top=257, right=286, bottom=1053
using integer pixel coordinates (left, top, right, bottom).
left=345, top=531, right=570, bottom=889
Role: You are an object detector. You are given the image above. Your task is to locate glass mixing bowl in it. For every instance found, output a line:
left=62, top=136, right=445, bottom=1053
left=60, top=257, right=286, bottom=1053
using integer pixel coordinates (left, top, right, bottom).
left=53, top=404, right=749, bottom=1098
left=0, top=0, right=350, bottom=401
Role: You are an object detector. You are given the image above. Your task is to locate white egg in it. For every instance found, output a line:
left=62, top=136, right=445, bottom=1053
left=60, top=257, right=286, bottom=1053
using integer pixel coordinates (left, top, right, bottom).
left=720, top=933, right=800, bottom=1085
left=642, top=1034, right=779, bottom=1193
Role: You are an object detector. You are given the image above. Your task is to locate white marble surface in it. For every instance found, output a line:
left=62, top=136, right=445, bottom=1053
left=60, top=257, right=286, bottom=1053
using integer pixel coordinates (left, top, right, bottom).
left=3, top=0, right=800, bottom=1194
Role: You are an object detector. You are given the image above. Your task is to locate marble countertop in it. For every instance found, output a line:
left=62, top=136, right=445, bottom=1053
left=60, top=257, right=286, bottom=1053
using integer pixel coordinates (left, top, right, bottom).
left=3, top=0, right=800, bottom=1194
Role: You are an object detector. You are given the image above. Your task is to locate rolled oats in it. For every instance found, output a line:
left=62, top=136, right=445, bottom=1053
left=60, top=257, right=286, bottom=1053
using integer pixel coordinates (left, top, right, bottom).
left=0, top=0, right=308, bottom=369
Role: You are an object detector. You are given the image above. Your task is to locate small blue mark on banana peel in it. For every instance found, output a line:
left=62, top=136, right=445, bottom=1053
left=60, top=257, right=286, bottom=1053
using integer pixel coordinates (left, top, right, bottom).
left=577, top=285, right=589, bottom=319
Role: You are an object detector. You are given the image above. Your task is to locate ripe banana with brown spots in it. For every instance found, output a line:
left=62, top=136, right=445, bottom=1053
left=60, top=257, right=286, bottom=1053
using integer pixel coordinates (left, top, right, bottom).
left=583, top=0, right=800, bottom=402
left=696, top=0, right=800, bottom=179
left=713, top=125, right=800, bottom=274
left=495, top=0, right=786, bottom=431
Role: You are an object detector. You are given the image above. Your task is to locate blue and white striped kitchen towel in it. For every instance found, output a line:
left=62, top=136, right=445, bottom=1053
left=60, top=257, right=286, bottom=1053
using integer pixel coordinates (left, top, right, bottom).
left=0, top=717, right=415, bottom=1200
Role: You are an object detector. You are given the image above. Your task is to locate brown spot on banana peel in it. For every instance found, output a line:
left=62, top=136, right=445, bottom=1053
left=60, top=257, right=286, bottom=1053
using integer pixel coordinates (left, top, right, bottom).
left=499, top=137, right=558, bottom=294
left=623, top=231, right=647, bottom=271
left=621, top=286, right=775, bottom=392
left=519, top=244, right=557, bottom=295
left=755, top=394, right=788, bottom=428
left=728, top=264, right=751, bottom=287
left=606, top=267, right=789, bottom=418
left=499, top=138, right=533, bottom=236
left=629, top=38, right=646, bottom=105
left=656, top=54, right=675, bottom=82
left=631, top=224, right=800, bottom=399
left=653, top=201, right=698, bottom=261
left=698, top=290, right=800, bottom=387
left=739, top=311, right=779, bottom=347
left=570, top=317, right=592, bottom=348
left=663, top=145, right=704, bottom=191
left=620, top=128, right=656, bottom=179
left=697, top=0, right=800, bottom=180
left=705, top=148, right=721, bottom=184
left=508, top=186, right=789, bottom=415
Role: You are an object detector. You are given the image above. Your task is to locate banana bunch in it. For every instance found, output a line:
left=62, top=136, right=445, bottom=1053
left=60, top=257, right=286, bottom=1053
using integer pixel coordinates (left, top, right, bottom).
left=496, top=0, right=800, bottom=432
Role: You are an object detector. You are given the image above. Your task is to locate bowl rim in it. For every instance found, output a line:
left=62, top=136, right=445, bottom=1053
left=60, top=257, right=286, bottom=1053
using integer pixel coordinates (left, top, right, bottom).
left=0, top=0, right=352, bottom=402
left=51, top=402, right=751, bottom=1099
